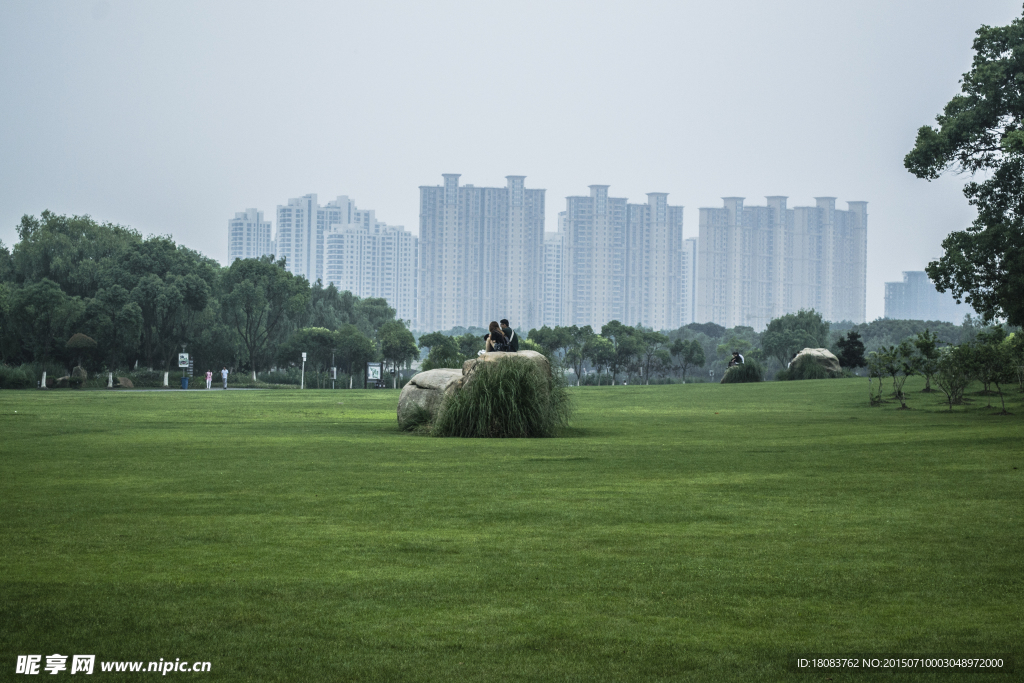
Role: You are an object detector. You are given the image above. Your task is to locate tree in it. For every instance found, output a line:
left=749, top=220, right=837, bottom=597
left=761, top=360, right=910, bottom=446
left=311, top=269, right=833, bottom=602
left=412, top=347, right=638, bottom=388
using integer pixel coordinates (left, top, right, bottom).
left=65, top=333, right=97, bottom=370
left=528, top=326, right=573, bottom=374
left=420, top=334, right=463, bottom=370
left=835, top=330, right=866, bottom=369
left=651, top=348, right=673, bottom=381
left=935, top=343, right=976, bottom=410
left=868, top=341, right=921, bottom=409
left=600, top=321, right=639, bottom=384
left=670, top=338, right=706, bottom=380
left=636, top=330, right=669, bottom=385
left=83, top=285, right=143, bottom=371
left=335, top=324, right=376, bottom=380
left=762, top=310, right=830, bottom=366
left=1007, top=332, right=1024, bottom=391
left=974, top=327, right=1015, bottom=412
left=564, top=326, right=595, bottom=385
left=378, top=320, right=418, bottom=387
left=584, top=334, right=615, bottom=385
left=9, top=279, right=85, bottom=362
left=276, top=327, right=339, bottom=388
left=456, top=332, right=484, bottom=360
left=905, top=8, right=1024, bottom=326
left=222, top=256, right=310, bottom=379
left=912, top=330, right=942, bottom=391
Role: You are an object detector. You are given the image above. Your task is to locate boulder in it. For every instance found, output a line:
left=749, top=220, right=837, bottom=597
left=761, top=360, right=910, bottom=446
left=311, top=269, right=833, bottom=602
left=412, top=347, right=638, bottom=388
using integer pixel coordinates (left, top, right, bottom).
left=397, top=368, right=463, bottom=428
left=791, top=347, right=841, bottom=374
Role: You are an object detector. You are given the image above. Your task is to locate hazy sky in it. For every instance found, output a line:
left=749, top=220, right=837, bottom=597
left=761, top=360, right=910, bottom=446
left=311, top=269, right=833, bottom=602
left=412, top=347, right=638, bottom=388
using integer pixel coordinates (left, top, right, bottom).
left=2, top=0, right=1021, bottom=321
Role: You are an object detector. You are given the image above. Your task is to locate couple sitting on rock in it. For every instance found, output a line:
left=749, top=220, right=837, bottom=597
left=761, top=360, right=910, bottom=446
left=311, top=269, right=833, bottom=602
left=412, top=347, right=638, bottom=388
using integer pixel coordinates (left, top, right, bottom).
left=484, top=319, right=519, bottom=353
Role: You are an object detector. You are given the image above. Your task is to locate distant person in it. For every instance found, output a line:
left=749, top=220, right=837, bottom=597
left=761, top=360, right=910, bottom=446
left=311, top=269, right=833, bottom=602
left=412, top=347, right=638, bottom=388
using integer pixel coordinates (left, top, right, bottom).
left=205, top=369, right=213, bottom=390
left=221, top=366, right=229, bottom=390
left=728, top=351, right=744, bottom=368
left=485, top=321, right=510, bottom=352
left=500, top=319, right=519, bottom=352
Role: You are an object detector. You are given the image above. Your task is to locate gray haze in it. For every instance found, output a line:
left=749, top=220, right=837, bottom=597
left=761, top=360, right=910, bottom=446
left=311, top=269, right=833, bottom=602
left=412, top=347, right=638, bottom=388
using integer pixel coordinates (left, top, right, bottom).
left=2, top=0, right=1021, bottom=322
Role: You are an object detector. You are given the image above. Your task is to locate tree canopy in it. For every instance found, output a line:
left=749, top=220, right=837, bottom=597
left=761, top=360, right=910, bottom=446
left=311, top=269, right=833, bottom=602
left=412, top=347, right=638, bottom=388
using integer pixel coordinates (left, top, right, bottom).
left=905, top=7, right=1024, bottom=326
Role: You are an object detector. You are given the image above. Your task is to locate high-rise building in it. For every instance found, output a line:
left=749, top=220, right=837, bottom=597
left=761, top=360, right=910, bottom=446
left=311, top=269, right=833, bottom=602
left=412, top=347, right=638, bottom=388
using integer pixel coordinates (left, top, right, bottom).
left=561, top=186, right=684, bottom=330
left=884, top=271, right=971, bottom=323
left=418, top=174, right=545, bottom=332
left=681, top=237, right=698, bottom=325
left=227, top=209, right=273, bottom=262
left=541, top=228, right=563, bottom=328
left=697, top=197, right=866, bottom=329
left=242, top=193, right=417, bottom=326
left=275, top=194, right=319, bottom=282
left=322, top=196, right=418, bottom=328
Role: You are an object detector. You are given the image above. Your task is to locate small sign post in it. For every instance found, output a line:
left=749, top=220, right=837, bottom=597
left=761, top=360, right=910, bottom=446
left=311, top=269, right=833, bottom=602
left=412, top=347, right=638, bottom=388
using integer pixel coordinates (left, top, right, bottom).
left=301, top=352, right=307, bottom=390
left=178, top=353, right=189, bottom=390
left=366, top=362, right=382, bottom=389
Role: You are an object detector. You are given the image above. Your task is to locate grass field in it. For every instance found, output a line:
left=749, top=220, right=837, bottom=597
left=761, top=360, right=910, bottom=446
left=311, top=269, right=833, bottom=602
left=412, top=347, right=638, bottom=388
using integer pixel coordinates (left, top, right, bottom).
left=1, top=379, right=1021, bottom=682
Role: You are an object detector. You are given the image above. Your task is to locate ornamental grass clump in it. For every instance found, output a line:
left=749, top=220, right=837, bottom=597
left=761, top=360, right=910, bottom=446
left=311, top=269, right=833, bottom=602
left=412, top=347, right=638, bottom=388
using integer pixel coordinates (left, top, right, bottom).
left=432, top=357, right=572, bottom=438
left=720, top=359, right=764, bottom=383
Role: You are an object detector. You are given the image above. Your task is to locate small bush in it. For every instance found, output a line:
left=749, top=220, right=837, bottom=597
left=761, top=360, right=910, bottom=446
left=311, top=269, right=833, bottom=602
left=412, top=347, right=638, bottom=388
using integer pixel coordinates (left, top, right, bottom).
left=721, top=360, right=764, bottom=383
left=399, top=404, right=434, bottom=432
left=260, top=369, right=302, bottom=385
left=432, top=357, right=572, bottom=438
left=0, top=365, right=33, bottom=389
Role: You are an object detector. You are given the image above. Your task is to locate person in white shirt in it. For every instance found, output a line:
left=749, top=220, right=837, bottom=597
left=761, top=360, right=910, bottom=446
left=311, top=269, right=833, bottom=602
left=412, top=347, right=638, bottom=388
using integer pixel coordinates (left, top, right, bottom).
left=221, top=367, right=229, bottom=390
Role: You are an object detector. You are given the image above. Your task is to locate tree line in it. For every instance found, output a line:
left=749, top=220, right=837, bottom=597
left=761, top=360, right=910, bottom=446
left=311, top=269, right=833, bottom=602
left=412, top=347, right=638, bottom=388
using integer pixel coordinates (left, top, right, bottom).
left=2, top=212, right=1019, bottom=393
left=0, top=212, right=418, bottom=386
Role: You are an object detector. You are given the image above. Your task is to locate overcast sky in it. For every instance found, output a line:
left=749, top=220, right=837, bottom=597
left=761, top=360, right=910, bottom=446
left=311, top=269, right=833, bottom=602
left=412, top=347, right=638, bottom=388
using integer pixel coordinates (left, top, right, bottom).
left=1, top=0, right=1021, bottom=321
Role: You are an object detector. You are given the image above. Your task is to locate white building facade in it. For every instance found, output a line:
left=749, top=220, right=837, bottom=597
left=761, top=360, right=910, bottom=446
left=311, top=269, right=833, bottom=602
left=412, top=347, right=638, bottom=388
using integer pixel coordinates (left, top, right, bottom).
left=227, top=209, right=273, bottom=262
left=696, top=196, right=867, bottom=329
left=560, top=185, right=684, bottom=331
left=541, top=229, right=563, bottom=328
left=418, top=174, right=545, bottom=332
left=233, top=194, right=417, bottom=327
left=322, top=197, right=418, bottom=328
left=884, top=271, right=971, bottom=323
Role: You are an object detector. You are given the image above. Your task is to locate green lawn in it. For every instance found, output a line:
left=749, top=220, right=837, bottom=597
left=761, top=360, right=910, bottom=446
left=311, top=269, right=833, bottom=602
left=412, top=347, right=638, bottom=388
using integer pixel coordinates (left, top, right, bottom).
left=1, top=380, right=1021, bottom=681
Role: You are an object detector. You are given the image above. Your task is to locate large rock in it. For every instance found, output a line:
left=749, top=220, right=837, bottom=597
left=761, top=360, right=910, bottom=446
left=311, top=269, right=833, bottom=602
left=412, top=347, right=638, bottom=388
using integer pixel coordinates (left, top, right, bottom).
left=791, top=347, right=841, bottom=374
left=397, top=368, right=463, bottom=428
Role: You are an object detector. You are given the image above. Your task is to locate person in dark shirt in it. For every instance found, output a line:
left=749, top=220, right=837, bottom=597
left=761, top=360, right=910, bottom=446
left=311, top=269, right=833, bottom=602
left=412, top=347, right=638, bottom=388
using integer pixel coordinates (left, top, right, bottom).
left=500, top=319, right=519, bottom=352
left=485, top=321, right=509, bottom=352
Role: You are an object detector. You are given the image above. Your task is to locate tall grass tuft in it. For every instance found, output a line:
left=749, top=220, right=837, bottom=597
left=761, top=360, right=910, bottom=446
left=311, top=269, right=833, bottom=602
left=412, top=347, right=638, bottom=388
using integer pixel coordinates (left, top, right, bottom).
left=721, top=359, right=764, bottom=383
left=432, top=357, right=572, bottom=438
left=776, top=354, right=837, bottom=381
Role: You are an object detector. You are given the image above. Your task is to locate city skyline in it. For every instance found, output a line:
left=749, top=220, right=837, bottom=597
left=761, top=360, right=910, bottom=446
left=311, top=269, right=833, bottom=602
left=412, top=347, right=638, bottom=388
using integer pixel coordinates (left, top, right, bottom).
left=228, top=182, right=891, bottom=332
left=3, top=2, right=1018, bottom=323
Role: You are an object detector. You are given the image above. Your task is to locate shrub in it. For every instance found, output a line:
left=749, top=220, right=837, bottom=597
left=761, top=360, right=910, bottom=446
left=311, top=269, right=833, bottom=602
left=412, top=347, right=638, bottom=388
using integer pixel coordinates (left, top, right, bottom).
left=0, top=365, right=33, bottom=389
left=721, top=360, right=764, bottom=383
left=259, top=369, right=302, bottom=385
left=432, top=357, right=572, bottom=438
